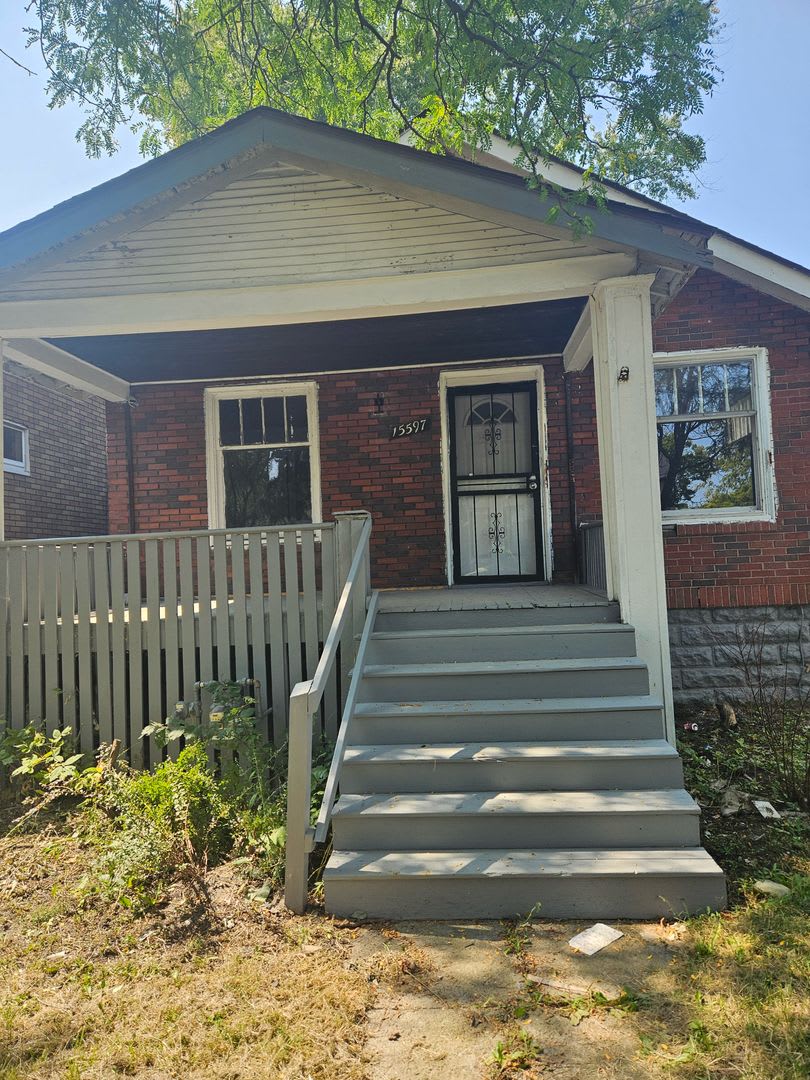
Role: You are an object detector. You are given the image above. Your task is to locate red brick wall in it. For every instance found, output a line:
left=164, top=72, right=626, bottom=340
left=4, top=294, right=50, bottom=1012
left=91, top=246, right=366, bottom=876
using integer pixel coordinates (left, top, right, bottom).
left=107, top=360, right=581, bottom=587
left=4, top=372, right=108, bottom=540
left=107, top=384, right=208, bottom=535
left=653, top=270, right=810, bottom=609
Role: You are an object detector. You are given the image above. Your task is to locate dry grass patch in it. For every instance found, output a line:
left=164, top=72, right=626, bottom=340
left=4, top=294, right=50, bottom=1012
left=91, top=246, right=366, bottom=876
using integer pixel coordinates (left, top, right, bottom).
left=635, top=879, right=810, bottom=1079
left=0, top=815, right=376, bottom=1080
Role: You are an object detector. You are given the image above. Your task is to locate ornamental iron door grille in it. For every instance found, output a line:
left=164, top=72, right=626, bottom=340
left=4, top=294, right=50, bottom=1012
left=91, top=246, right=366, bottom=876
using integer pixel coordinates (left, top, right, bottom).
left=448, top=381, right=544, bottom=582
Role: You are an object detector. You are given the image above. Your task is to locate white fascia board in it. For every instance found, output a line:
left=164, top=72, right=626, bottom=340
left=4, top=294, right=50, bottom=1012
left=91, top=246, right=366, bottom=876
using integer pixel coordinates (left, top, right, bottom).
left=0, top=253, right=636, bottom=338
left=3, top=338, right=130, bottom=401
left=710, top=233, right=810, bottom=313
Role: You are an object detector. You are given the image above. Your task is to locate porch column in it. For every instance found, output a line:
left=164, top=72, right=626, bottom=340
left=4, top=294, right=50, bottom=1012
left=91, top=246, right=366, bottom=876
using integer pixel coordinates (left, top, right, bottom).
left=589, top=276, right=674, bottom=741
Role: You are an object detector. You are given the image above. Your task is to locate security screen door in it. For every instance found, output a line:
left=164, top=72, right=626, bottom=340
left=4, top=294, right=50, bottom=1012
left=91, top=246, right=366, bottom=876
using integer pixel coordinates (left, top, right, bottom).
left=448, top=382, right=544, bottom=582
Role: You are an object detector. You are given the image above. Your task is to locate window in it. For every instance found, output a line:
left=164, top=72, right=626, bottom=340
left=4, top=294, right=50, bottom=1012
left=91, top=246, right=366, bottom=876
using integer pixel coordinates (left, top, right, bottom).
left=3, top=422, right=29, bottom=475
left=653, top=348, right=776, bottom=523
left=205, top=384, right=321, bottom=528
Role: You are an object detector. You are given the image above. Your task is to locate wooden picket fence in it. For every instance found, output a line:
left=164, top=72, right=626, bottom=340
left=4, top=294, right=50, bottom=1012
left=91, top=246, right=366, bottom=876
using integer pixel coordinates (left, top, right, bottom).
left=0, top=512, right=370, bottom=766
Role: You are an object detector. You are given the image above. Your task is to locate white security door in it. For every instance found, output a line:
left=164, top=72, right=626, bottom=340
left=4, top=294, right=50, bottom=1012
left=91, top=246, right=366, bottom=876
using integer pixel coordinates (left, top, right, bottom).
left=449, top=382, right=543, bottom=581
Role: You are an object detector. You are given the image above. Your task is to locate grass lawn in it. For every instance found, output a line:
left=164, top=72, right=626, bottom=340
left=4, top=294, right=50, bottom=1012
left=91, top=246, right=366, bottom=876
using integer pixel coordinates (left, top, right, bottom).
left=0, top=808, right=376, bottom=1079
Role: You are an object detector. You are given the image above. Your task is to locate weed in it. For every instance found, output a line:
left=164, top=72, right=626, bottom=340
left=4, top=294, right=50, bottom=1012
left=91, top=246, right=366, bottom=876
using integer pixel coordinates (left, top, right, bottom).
left=489, top=1027, right=543, bottom=1076
left=502, top=904, right=541, bottom=958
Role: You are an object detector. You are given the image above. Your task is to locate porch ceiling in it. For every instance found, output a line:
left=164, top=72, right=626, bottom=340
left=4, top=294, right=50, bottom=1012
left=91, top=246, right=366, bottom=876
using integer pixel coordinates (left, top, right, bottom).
left=48, top=298, right=586, bottom=383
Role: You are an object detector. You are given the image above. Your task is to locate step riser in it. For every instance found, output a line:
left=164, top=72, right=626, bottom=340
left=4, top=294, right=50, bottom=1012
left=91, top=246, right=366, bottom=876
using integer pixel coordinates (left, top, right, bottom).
left=350, top=711, right=665, bottom=744
left=366, top=629, right=636, bottom=665
left=333, top=813, right=701, bottom=851
left=325, top=875, right=727, bottom=920
left=341, top=757, right=684, bottom=794
left=359, top=667, right=650, bottom=702
left=375, top=605, right=620, bottom=631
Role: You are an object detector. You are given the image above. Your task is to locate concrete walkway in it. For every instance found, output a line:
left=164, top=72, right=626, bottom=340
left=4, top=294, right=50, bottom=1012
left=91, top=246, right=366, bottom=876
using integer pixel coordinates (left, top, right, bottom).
left=353, top=917, right=684, bottom=1079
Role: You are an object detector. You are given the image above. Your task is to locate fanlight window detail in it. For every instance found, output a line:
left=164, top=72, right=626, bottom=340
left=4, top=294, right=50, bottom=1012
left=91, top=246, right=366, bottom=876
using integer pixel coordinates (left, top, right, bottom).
left=466, top=399, right=518, bottom=426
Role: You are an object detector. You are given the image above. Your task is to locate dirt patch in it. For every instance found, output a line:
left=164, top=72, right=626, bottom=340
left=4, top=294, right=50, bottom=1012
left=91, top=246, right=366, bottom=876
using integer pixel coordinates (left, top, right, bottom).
left=353, top=918, right=683, bottom=1080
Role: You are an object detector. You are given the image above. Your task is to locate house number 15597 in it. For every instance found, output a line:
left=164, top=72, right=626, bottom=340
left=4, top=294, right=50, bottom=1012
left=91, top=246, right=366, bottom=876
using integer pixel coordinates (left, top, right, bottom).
left=390, top=418, right=430, bottom=439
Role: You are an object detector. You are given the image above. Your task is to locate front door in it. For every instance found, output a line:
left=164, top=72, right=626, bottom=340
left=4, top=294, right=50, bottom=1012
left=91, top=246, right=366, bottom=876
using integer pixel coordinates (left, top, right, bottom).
left=448, top=381, right=544, bottom=582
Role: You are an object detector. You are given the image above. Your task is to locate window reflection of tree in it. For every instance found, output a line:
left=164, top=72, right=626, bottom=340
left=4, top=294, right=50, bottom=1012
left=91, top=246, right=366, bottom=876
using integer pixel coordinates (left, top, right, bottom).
left=658, top=421, right=754, bottom=510
left=224, top=448, right=311, bottom=527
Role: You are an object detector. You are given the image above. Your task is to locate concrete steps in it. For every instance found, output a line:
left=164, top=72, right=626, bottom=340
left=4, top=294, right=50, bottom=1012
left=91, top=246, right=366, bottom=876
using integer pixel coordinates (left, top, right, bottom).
left=323, top=602, right=726, bottom=920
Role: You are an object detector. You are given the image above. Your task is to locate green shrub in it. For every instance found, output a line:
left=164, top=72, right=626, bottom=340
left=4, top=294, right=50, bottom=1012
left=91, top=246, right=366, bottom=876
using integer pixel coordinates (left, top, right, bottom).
left=85, top=743, right=234, bottom=911
left=1, top=682, right=331, bottom=910
left=0, top=723, right=84, bottom=795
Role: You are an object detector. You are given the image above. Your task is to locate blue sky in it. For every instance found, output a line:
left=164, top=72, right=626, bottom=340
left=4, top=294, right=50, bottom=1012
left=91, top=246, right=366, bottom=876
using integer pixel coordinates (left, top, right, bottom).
left=0, top=0, right=807, bottom=267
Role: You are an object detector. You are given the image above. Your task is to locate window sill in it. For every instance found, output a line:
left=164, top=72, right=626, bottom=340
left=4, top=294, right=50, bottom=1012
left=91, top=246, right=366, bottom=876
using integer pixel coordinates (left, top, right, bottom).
left=661, top=508, right=775, bottom=527
left=4, top=463, right=30, bottom=476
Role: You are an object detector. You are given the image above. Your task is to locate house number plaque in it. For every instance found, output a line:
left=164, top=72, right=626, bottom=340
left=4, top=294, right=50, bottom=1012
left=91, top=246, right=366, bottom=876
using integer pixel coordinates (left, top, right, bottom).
left=390, top=417, right=431, bottom=439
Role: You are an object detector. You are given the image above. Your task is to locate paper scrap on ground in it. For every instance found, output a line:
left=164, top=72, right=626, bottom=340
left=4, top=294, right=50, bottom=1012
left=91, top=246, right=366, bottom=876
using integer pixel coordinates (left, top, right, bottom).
left=568, top=923, right=624, bottom=956
left=753, top=800, right=781, bottom=819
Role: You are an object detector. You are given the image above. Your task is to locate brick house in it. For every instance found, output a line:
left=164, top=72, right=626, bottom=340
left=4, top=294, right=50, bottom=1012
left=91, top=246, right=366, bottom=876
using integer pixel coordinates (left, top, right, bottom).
left=2, top=369, right=107, bottom=540
left=0, top=108, right=808, bottom=916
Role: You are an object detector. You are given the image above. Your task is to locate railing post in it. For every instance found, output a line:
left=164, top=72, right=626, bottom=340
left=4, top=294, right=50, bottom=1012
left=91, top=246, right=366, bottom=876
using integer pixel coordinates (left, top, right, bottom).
left=335, top=510, right=372, bottom=632
left=285, top=679, right=315, bottom=913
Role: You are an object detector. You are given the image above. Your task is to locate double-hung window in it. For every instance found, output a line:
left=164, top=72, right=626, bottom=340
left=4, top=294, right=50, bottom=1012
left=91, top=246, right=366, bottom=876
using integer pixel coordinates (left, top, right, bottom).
left=206, top=384, right=321, bottom=528
left=3, top=422, right=29, bottom=475
left=653, top=348, right=776, bottom=523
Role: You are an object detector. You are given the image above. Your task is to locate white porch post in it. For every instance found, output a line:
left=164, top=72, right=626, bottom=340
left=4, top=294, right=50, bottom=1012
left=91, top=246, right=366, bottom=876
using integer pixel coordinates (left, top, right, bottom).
left=589, top=275, right=674, bottom=742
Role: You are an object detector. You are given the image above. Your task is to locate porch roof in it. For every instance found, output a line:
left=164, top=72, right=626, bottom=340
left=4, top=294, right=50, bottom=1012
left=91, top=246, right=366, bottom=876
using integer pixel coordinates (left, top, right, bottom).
left=49, top=298, right=586, bottom=384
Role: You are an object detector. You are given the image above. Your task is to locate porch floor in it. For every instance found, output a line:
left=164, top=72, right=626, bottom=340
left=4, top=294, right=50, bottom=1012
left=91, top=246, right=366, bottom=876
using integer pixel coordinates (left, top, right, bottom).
left=377, top=583, right=611, bottom=613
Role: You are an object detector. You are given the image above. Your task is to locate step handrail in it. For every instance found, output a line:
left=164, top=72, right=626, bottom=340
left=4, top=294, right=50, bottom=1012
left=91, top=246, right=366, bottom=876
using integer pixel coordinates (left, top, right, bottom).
left=284, top=512, right=373, bottom=913
left=313, top=590, right=380, bottom=845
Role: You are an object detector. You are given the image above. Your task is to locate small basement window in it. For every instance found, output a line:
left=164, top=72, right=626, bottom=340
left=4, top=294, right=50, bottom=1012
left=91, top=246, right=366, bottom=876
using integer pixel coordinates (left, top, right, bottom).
left=3, top=422, right=29, bottom=475
left=205, top=384, right=321, bottom=529
left=653, top=348, right=776, bottom=523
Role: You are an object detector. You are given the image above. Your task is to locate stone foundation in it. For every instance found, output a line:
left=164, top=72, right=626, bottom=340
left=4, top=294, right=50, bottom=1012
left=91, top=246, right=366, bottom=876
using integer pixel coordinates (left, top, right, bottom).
left=668, top=605, right=809, bottom=707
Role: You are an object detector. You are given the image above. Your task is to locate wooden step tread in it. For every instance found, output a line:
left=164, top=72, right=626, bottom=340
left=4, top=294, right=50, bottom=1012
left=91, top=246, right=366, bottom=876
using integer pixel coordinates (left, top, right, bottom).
left=369, top=623, right=635, bottom=641
left=343, top=740, right=678, bottom=764
left=363, top=656, right=647, bottom=677
left=325, top=847, right=724, bottom=880
left=353, top=696, right=664, bottom=717
left=332, top=788, right=699, bottom=817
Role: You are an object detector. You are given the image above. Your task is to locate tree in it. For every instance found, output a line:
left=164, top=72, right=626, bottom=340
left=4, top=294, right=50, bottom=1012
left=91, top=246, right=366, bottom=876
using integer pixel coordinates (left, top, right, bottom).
left=23, top=0, right=718, bottom=202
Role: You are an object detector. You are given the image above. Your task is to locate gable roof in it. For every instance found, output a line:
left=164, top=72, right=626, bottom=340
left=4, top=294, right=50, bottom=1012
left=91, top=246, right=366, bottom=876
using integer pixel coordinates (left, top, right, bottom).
left=0, top=106, right=712, bottom=291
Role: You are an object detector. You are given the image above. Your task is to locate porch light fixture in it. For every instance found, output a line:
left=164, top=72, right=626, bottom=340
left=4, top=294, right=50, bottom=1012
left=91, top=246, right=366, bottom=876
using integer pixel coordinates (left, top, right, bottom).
left=618, top=366, right=630, bottom=382
left=373, top=392, right=386, bottom=414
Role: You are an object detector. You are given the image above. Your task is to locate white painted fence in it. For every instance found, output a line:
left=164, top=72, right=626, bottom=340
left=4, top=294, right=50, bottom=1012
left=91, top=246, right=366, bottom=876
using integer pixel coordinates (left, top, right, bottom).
left=0, top=512, right=370, bottom=765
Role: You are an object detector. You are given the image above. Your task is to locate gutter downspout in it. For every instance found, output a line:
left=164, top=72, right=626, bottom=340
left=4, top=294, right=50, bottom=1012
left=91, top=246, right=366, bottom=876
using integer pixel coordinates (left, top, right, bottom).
left=123, top=398, right=137, bottom=533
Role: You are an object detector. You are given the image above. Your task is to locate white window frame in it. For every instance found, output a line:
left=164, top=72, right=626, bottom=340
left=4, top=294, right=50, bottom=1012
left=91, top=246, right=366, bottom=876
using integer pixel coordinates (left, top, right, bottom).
left=3, top=421, right=30, bottom=476
left=204, top=382, right=322, bottom=529
left=652, top=346, right=777, bottom=525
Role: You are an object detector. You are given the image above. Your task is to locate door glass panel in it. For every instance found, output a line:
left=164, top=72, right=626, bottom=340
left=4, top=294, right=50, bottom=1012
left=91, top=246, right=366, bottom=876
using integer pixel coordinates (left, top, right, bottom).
left=454, top=390, right=532, bottom=477
left=515, top=494, right=538, bottom=575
